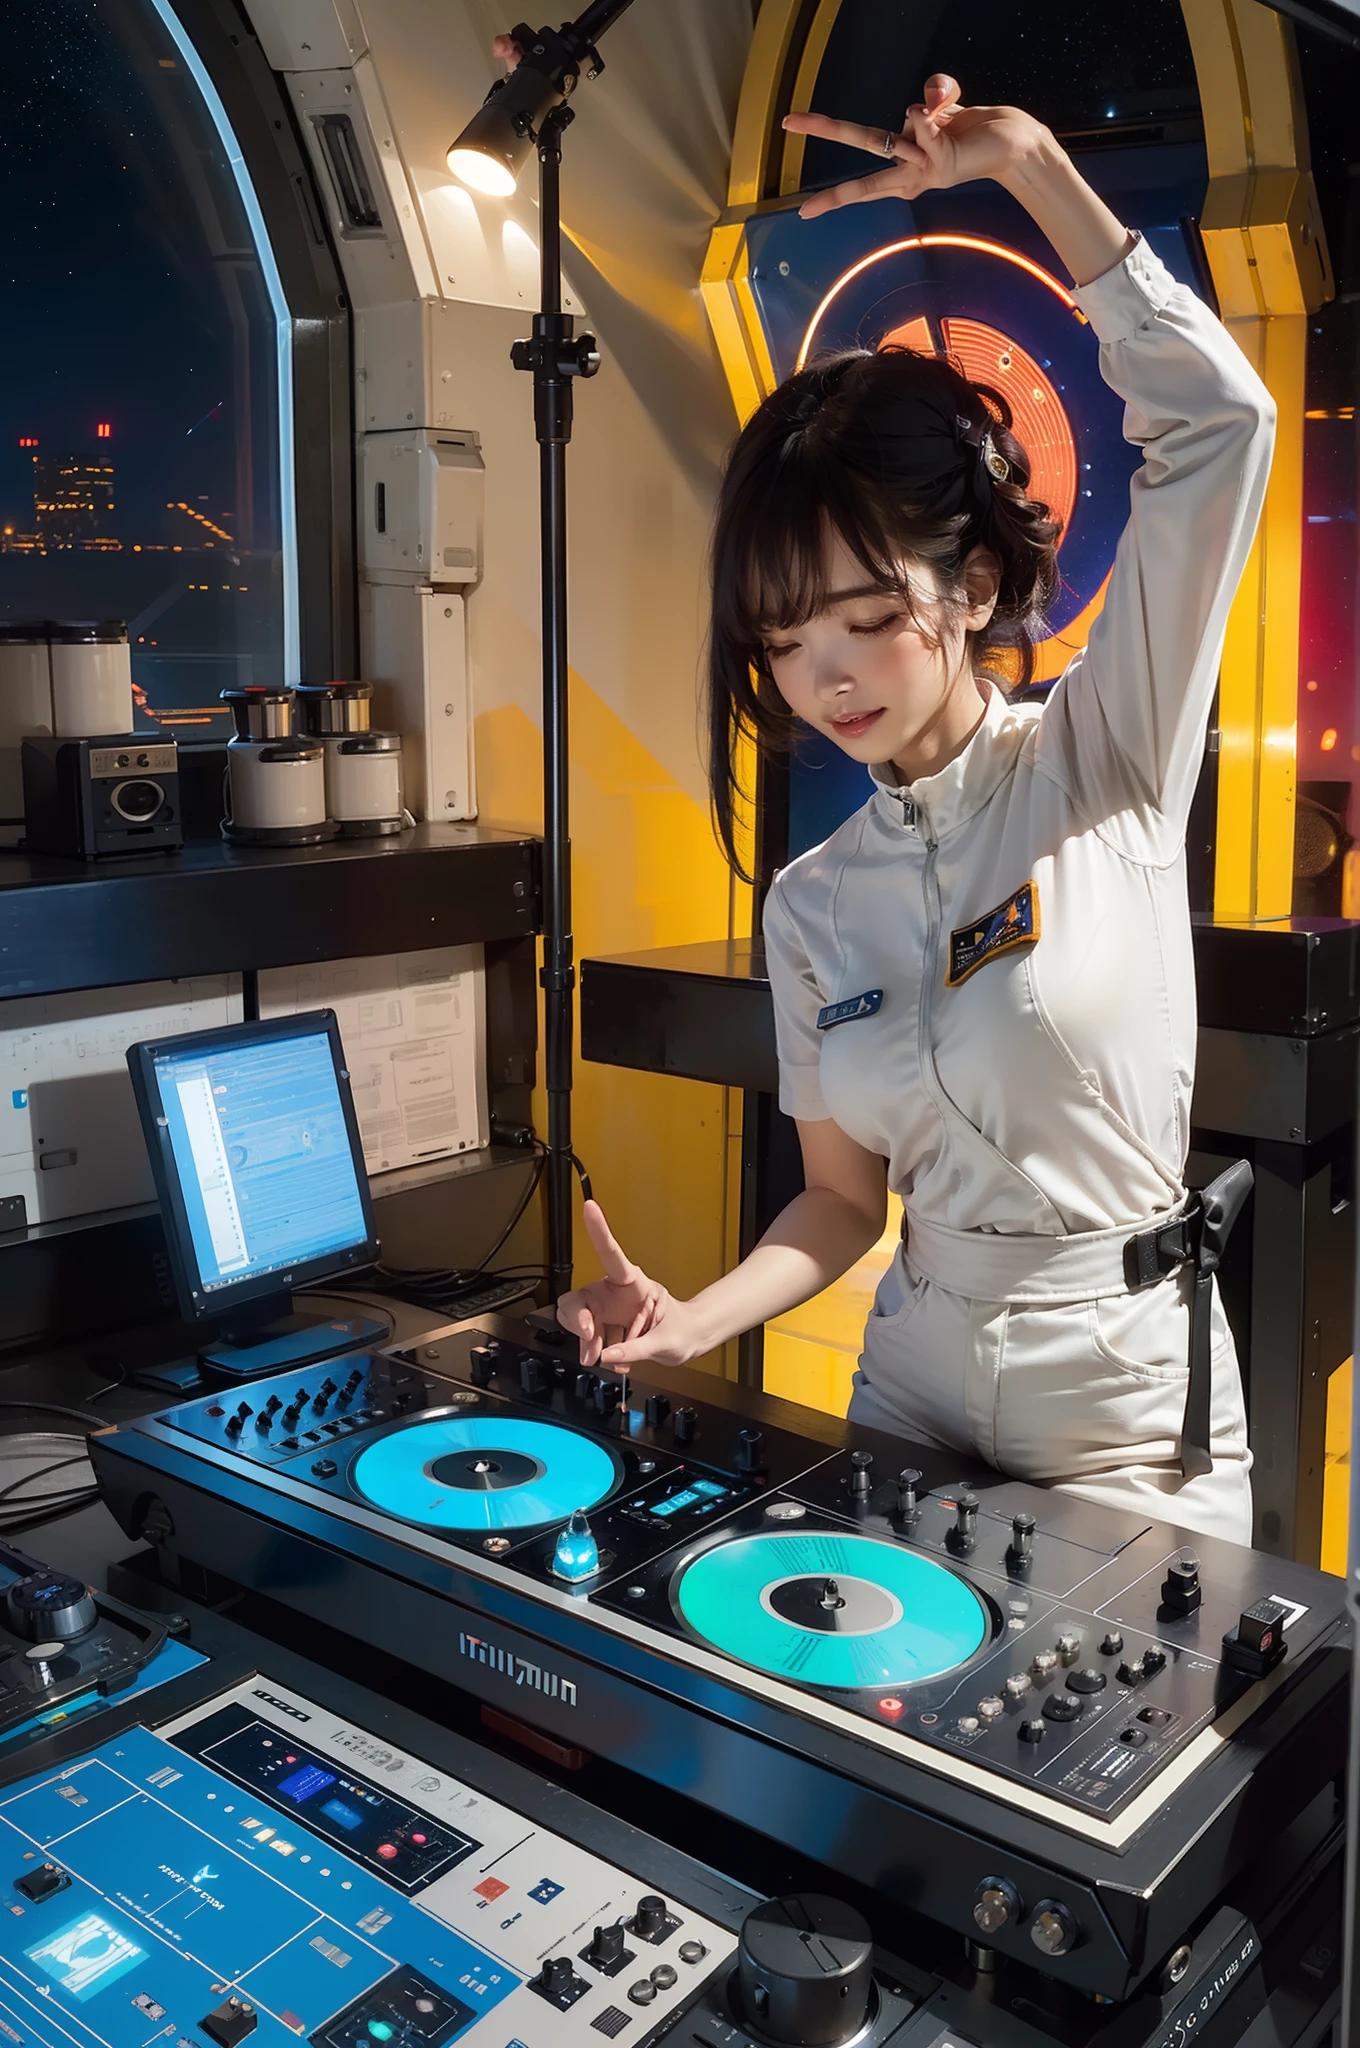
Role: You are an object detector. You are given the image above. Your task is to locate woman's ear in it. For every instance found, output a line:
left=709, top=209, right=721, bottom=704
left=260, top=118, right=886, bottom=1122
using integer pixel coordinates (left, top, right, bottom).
left=962, top=545, right=1002, bottom=629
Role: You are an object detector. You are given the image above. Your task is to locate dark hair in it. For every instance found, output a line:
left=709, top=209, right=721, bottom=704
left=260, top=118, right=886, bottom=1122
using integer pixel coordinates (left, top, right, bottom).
left=707, top=346, right=1062, bottom=878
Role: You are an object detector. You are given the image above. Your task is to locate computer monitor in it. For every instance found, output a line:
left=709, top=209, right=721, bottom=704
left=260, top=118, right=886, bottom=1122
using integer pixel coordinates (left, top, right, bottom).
left=128, top=1010, right=384, bottom=1378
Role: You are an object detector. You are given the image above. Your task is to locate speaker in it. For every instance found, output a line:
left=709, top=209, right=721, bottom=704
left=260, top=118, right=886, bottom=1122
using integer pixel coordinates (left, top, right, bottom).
left=21, top=735, right=182, bottom=860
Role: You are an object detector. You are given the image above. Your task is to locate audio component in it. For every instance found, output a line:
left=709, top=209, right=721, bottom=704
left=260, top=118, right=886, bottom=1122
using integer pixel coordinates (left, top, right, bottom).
left=90, top=1323, right=1349, bottom=2003
left=0, top=1540, right=205, bottom=1757
left=21, top=735, right=181, bottom=859
left=0, top=1540, right=1338, bottom=2048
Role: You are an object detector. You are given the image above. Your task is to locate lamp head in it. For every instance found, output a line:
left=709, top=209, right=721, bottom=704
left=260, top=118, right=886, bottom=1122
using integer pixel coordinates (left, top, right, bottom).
left=446, top=39, right=576, bottom=194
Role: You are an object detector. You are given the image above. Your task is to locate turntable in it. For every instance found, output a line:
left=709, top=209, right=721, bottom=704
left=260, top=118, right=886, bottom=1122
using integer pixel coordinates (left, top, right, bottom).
left=90, top=1323, right=1350, bottom=2003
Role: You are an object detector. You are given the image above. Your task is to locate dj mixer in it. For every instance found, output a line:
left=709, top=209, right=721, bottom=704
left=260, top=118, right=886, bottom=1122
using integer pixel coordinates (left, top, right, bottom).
left=88, top=1319, right=1350, bottom=2015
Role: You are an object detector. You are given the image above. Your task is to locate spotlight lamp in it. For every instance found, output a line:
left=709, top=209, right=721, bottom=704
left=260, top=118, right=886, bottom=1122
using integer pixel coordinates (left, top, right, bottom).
left=446, top=4, right=630, bottom=194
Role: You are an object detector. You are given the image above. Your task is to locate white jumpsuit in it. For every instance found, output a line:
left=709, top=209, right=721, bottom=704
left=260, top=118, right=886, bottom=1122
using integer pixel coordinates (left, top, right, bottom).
left=762, top=237, right=1276, bottom=1545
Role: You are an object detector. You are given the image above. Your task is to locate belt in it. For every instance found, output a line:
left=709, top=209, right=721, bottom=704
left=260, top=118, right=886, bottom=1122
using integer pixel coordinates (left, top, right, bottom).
left=902, top=1160, right=1253, bottom=1481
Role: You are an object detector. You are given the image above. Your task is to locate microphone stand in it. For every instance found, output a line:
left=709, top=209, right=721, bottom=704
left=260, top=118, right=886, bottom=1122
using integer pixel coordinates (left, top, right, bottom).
left=506, top=0, right=635, bottom=1300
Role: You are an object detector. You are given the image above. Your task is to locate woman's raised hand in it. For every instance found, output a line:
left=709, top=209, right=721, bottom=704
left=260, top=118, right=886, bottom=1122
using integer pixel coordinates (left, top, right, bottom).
left=555, top=1201, right=706, bottom=1371
left=783, top=74, right=1045, bottom=221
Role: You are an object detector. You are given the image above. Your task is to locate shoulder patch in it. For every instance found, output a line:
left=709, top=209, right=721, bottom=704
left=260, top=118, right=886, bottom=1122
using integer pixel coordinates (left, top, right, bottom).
left=816, top=989, right=884, bottom=1031
left=946, top=880, right=1040, bottom=988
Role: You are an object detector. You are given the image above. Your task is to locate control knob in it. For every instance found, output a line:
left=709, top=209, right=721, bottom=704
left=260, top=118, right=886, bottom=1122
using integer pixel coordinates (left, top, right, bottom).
left=972, top=1878, right=1021, bottom=1933
left=7, top=1571, right=96, bottom=1643
left=469, top=1347, right=497, bottom=1387
left=672, top=1407, right=697, bottom=1446
left=737, top=1428, right=767, bottom=1473
left=575, top=1371, right=599, bottom=1401
left=1030, top=1651, right=1058, bottom=1679
left=24, top=1643, right=64, bottom=1687
left=257, top=1396, right=282, bottom=1429
left=737, top=1895, right=873, bottom=2048
left=644, top=1395, right=671, bottom=1429
left=1160, top=1553, right=1202, bottom=1619
left=594, top=1378, right=622, bottom=1416
left=1057, top=1630, right=1082, bottom=1664
left=226, top=1401, right=252, bottom=1436
left=1222, top=1597, right=1290, bottom=1677
left=1006, top=1512, right=1036, bottom=1572
left=531, top=1957, right=580, bottom=2002
left=947, top=1493, right=979, bottom=1552
left=585, top=1924, right=627, bottom=1968
left=520, top=1356, right=551, bottom=1396
left=631, top=1895, right=668, bottom=1939
left=1003, top=1672, right=1032, bottom=1702
left=848, top=1451, right=874, bottom=1498
left=894, top=1469, right=922, bottom=1523
left=1030, top=1901, right=1079, bottom=1957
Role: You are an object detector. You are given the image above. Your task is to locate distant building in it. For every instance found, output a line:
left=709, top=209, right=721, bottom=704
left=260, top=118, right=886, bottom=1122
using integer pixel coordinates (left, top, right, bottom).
left=33, top=453, right=119, bottom=551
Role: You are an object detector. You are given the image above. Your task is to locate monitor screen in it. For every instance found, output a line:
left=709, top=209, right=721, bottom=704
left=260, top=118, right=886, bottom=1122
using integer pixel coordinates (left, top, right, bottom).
left=129, top=1012, right=377, bottom=1319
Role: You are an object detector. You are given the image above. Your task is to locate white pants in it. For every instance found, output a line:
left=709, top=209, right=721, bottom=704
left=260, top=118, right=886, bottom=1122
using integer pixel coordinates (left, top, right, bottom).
left=848, top=1239, right=1253, bottom=1545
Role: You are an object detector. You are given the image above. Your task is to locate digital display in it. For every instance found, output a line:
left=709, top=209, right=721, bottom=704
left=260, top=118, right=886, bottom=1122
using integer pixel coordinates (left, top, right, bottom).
left=650, top=1478, right=729, bottom=1518
left=278, top=1762, right=335, bottom=1803
left=199, top=1721, right=479, bottom=1890
left=151, top=1028, right=370, bottom=1295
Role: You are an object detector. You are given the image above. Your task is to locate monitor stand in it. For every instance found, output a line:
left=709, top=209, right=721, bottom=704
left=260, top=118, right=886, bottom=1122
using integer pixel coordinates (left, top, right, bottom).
left=198, top=1290, right=387, bottom=1382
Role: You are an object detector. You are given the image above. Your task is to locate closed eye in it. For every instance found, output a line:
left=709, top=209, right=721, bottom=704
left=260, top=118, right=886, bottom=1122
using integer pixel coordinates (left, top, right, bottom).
left=764, top=641, right=799, bottom=663
left=850, top=612, right=906, bottom=637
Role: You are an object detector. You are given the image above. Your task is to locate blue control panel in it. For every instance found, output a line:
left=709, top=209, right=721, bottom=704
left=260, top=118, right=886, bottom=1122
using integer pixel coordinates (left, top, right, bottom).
left=0, top=1723, right=514, bottom=2048
left=0, top=1677, right=734, bottom=2048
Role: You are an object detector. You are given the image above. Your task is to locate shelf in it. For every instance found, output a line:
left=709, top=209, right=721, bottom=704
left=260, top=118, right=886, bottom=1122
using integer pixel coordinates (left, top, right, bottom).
left=0, top=823, right=541, bottom=1002
left=364, top=1143, right=538, bottom=1203
left=0, top=1142, right=539, bottom=1358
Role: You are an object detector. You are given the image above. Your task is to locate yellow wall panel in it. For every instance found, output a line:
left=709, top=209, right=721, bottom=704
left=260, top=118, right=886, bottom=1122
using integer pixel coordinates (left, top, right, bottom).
left=474, top=686, right=736, bottom=1337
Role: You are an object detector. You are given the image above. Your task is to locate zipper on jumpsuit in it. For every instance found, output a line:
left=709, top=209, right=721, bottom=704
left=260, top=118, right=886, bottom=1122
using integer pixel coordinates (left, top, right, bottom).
left=898, top=788, right=1001, bottom=1465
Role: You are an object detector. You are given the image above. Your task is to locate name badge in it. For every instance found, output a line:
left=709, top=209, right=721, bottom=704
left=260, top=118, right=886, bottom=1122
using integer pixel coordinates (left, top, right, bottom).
left=817, top=989, right=883, bottom=1031
left=946, top=880, right=1040, bottom=988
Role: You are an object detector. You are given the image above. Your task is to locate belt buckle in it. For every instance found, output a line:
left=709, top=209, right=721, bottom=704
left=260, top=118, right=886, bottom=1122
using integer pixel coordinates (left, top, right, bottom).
left=1123, top=1217, right=1192, bottom=1291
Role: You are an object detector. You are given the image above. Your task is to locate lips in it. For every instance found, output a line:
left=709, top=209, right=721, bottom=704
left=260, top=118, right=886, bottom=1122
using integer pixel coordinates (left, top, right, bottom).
left=829, top=708, right=885, bottom=741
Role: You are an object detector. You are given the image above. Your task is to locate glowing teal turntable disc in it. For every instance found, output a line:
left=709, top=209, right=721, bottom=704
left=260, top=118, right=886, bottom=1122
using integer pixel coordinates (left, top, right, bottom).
left=351, top=1417, right=621, bottom=1531
left=673, top=1531, right=989, bottom=1689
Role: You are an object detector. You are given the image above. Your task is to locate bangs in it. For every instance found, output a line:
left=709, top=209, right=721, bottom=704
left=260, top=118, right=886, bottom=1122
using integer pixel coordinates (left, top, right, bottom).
left=730, top=443, right=914, bottom=647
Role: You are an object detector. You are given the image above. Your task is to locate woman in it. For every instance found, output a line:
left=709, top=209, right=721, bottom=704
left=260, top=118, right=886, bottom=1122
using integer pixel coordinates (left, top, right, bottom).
left=559, top=76, right=1274, bottom=1543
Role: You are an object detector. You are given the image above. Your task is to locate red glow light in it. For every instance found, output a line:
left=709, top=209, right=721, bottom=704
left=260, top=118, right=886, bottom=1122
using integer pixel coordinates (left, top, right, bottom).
left=878, top=1697, right=904, bottom=1718
left=797, top=234, right=1084, bottom=372
left=96, top=423, right=112, bottom=439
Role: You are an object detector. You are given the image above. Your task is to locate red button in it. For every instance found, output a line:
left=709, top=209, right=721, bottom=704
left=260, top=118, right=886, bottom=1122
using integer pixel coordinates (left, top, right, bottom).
left=411, top=1834, right=427, bottom=1846
left=376, top=1843, right=398, bottom=1860
left=878, top=1698, right=904, bottom=1718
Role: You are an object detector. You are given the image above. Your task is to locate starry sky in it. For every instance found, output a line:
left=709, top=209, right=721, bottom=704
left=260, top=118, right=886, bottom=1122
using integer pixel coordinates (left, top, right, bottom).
left=0, top=0, right=274, bottom=546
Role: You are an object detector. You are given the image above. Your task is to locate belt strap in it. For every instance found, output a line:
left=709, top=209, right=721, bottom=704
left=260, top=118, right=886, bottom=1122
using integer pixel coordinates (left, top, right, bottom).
left=1124, top=1159, right=1253, bottom=1481
left=904, top=1161, right=1254, bottom=1483
left=902, top=1207, right=1189, bottom=1302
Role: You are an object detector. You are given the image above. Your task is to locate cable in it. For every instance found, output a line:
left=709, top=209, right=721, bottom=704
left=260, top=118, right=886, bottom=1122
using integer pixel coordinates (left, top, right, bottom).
left=340, top=1145, right=551, bottom=1313
left=0, top=1436, right=98, bottom=1530
left=0, top=1399, right=112, bottom=1432
left=474, top=1146, right=547, bottom=1273
left=83, top=1365, right=126, bottom=1404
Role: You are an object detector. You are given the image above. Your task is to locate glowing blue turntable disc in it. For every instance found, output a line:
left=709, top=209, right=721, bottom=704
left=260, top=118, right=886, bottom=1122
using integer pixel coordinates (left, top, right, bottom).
left=351, top=1417, right=621, bottom=1531
left=673, top=1531, right=989, bottom=1690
